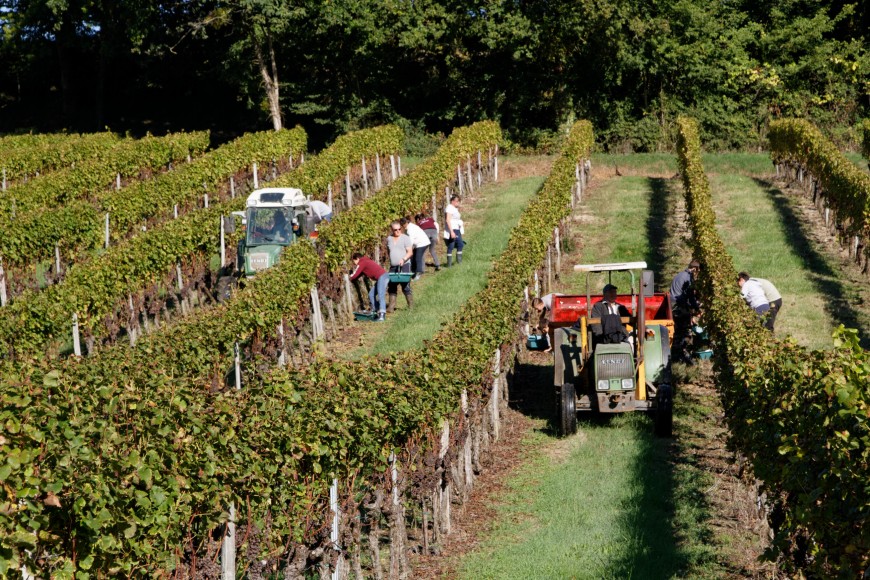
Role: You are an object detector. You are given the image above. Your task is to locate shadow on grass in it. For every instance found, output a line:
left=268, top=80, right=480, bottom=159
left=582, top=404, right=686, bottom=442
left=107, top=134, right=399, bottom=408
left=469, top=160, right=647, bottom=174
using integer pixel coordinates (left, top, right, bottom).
left=508, top=356, right=557, bottom=434
left=754, top=178, right=870, bottom=348
left=601, top=411, right=720, bottom=579
left=645, top=177, right=671, bottom=276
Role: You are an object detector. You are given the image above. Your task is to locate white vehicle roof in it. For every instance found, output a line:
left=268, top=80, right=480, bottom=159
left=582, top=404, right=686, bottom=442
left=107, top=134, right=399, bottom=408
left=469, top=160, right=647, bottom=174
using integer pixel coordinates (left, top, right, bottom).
left=573, top=261, right=648, bottom=272
left=246, top=188, right=309, bottom=208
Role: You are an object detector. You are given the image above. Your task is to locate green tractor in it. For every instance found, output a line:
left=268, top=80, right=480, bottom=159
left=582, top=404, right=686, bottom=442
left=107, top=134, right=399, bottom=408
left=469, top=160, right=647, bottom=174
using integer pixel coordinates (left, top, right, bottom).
left=548, top=262, right=675, bottom=437
left=216, top=188, right=316, bottom=300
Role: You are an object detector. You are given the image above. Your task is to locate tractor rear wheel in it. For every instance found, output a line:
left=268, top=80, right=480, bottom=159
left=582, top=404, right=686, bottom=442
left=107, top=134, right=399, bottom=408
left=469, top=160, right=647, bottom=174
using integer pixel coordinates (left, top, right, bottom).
left=654, top=383, right=674, bottom=437
left=558, top=382, right=577, bottom=436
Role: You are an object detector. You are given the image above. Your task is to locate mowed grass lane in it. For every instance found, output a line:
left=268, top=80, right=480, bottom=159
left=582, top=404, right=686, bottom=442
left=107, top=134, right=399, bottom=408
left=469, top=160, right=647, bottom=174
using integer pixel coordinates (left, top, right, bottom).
left=340, top=157, right=550, bottom=359
left=707, top=172, right=870, bottom=349
left=457, top=172, right=726, bottom=579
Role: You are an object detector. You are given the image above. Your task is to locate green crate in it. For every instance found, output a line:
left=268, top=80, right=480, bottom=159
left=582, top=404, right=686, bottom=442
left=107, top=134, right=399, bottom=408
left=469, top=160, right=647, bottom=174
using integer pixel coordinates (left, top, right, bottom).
left=694, top=348, right=713, bottom=360
left=353, top=311, right=378, bottom=322
left=389, top=272, right=413, bottom=283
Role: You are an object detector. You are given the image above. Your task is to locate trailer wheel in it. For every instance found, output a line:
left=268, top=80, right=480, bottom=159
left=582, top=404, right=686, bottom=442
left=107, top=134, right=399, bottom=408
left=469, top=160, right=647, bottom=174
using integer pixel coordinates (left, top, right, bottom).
left=558, top=382, right=577, bottom=436
left=654, top=383, right=673, bottom=438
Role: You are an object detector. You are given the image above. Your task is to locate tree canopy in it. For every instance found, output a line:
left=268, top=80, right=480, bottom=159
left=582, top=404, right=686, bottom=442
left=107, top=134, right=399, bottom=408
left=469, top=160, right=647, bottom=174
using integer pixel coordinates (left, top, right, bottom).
left=0, top=0, right=867, bottom=150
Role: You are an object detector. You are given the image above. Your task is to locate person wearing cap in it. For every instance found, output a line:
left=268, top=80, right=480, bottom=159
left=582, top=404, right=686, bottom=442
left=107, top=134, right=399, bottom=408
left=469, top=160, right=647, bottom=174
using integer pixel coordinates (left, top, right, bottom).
left=670, top=260, right=701, bottom=363
left=591, top=284, right=630, bottom=344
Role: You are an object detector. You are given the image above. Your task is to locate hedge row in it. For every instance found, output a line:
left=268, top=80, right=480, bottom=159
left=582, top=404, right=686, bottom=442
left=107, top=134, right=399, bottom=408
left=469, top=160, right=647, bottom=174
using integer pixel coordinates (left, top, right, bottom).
left=270, top=124, right=405, bottom=197
left=0, top=122, right=501, bottom=576
left=0, top=126, right=403, bottom=360
left=769, top=118, right=870, bottom=240
left=0, top=132, right=120, bottom=182
left=0, top=131, right=210, bottom=219
left=677, top=116, right=869, bottom=577
left=318, top=121, right=502, bottom=271
left=0, top=128, right=307, bottom=270
left=0, top=120, right=590, bottom=576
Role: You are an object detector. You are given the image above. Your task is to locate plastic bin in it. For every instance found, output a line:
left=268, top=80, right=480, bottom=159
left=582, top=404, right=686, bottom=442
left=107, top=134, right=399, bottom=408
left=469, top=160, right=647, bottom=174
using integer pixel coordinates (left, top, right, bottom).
left=694, top=348, right=713, bottom=360
left=388, top=272, right=413, bottom=283
left=527, top=334, right=549, bottom=350
left=353, top=311, right=378, bottom=322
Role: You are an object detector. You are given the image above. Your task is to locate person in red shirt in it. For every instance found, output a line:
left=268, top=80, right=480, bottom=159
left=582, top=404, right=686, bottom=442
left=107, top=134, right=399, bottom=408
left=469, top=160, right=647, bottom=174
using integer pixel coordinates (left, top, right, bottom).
left=415, top=212, right=441, bottom=271
left=350, top=252, right=390, bottom=321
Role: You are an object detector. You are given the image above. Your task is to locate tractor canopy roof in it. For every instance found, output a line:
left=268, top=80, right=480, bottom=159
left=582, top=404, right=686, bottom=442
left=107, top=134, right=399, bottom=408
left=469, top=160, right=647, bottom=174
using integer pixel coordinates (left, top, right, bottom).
left=573, top=261, right=648, bottom=273
left=246, top=188, right=309, bottom=209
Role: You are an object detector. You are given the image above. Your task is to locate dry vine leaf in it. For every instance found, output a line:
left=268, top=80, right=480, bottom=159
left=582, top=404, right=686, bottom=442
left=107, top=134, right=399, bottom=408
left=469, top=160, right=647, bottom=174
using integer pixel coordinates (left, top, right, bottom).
left=43, top=492, right=62, bottom=508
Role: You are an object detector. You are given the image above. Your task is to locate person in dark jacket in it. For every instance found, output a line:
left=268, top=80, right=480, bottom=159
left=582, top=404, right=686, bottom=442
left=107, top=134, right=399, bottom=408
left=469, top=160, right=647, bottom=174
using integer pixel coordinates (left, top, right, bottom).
left=415, top=213, right=441, bottom=271
left=350, top=252, right=390, bottom=321
left=670, top=260, right=701, bottom=363
left=591, top=284, right=631, bottom=344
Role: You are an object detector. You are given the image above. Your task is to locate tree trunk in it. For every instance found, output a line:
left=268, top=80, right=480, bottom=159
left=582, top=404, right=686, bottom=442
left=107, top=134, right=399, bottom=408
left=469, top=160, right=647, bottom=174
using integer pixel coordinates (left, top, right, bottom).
left=254, top=37, right=283, bottom=131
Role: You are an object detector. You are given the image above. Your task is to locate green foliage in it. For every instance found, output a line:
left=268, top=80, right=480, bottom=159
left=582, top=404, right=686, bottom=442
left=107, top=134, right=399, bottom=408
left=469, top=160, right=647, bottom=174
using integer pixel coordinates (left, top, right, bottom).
left=0, top=132, right=120, bottom=181
left=0, top=121, right=503, bottom=576
left=0, top=126, right=403, bottom=359
left=0, top=131, right=210, bottom=219
left=270, top=124, right=404, bottom=195
left=0, top=128, right=306, bottom=270
left=318, top=121, right=502, bottom=271
left=863, top=119, right=870, bottom=161
left=677, top=116, right=870, bottom=577
left=769, top=118, right=870, bottom=240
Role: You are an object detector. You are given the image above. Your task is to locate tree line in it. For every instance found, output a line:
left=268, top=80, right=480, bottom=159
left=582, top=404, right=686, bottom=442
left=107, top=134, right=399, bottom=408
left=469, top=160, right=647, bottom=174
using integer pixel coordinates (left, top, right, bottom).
left=1, top=0, right=868, bottom=151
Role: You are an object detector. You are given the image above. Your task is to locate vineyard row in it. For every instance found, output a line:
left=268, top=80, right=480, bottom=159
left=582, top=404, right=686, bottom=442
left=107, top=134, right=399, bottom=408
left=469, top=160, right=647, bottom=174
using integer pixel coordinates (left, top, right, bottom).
left=677, top=117, right=869, bottom=577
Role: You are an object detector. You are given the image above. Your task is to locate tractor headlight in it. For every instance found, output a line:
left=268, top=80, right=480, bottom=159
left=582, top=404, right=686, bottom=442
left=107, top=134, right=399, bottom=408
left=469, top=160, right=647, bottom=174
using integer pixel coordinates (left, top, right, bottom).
left=621, top=378, right=634, bottom=390
left=597, top=379, right=609, bottom=391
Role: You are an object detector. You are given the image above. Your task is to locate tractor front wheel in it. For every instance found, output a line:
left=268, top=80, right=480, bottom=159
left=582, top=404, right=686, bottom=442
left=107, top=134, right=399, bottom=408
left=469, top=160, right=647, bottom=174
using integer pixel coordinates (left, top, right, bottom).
left=654, top=383, right=674, bottom=437
left=558, top=382, right=577, bottom=436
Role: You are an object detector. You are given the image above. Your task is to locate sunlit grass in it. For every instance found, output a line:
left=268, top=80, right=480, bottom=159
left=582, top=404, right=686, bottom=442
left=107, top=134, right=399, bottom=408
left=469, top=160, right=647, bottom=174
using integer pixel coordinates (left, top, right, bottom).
left=707, top=173, right=855, bottom=349
left=456, top=413, right=722, bottom=579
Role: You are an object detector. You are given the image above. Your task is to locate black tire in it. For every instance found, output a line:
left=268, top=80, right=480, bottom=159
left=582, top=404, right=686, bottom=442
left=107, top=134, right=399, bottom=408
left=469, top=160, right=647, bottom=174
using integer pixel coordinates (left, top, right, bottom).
left=558, top=382, right=577, bottom=436
left=654, top=383, right=674, bottom=437
left=215, top=275, right=238, bottom=303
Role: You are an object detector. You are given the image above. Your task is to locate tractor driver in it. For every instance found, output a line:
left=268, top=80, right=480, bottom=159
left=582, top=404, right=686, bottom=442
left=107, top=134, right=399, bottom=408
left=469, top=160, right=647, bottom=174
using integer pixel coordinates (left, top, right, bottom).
left=591, top=284, right=631, bottom=345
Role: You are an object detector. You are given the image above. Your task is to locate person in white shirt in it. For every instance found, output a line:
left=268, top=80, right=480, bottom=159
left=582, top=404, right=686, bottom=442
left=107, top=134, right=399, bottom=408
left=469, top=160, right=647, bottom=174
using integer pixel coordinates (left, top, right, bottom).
left=755, top=276, right=782, bottom=331
left=737, top=272, right=770, bottom=321
left=401, top=216, right=431, bottom=280
left=308, top=199, right=333, bottom=223
left=444, top=195, right=465, bottom=266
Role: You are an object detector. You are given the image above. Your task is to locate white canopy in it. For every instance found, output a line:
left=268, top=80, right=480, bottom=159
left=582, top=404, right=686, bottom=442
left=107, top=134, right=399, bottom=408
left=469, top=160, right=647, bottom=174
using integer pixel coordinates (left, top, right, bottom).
left=573, top=261, right=648, bottom=273
left=246, top=188, right=309, bottom=208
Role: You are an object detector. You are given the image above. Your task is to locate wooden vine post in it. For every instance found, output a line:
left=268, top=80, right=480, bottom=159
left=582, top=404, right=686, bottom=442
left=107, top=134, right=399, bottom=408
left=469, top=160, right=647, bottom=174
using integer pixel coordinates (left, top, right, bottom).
left=221, top=341, right=242, bottom=578
left=0, top=258, right=7, bottom=307
left=346, top=169, right=353, bottom=208
left=362, top=156, right=369, bottom=197
left=253, top=162, right=259, bottom=189
left=71, top=313, right=82, bottom=357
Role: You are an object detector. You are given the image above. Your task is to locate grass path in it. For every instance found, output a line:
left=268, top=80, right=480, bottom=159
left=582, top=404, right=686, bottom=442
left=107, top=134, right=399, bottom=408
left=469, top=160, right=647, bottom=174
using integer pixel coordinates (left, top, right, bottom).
left=454, top=170, right=741, bottom=579
left=707, top=173, right=870, bottom=349
left=336, top=157, right=550, bottom=359
left=391, top=153, right=870, bottom=579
